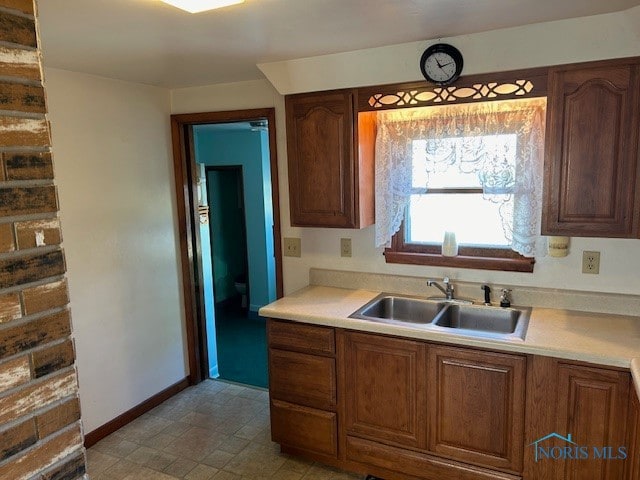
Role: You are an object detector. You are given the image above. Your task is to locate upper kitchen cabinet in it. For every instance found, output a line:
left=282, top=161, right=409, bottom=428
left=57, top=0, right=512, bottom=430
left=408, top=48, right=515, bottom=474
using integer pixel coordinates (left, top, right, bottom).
left=542, top=57, right=640, bottom=237
left=285, top=89, right=375, bottom=228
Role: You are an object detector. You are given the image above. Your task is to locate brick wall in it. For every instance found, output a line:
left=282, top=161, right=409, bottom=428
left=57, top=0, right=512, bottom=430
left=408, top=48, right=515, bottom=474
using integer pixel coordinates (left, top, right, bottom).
left=0, top=0, right=86, bottom=479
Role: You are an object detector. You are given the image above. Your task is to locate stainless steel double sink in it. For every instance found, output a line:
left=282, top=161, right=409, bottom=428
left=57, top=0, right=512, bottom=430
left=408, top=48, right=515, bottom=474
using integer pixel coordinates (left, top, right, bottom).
left=349, top=293, right=530, bottom=340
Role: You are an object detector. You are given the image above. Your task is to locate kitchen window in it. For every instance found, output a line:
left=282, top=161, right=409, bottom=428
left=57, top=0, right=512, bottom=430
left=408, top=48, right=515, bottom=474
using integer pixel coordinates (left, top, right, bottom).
left=375, top=97, right=547, bottom=272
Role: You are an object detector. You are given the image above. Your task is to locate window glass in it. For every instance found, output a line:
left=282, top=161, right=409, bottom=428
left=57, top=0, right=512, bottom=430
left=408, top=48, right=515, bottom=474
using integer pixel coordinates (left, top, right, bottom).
left=408, top=134, right=517, bottom=247
left=406, top=193, right=512, bottom=246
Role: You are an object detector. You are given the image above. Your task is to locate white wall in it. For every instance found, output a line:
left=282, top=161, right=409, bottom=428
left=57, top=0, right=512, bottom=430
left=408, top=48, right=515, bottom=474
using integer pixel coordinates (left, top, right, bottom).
left=45, top=68, right=187, bottom=433
left=173, top=7, right=640, bottom=298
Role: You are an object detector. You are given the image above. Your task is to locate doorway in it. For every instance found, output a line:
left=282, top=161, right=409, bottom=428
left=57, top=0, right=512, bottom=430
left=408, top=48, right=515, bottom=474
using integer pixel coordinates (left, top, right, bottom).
left=170, top=109, right=282, bottom=386
left=206, top=166, right=268, bottom=386
left=194, top=121, right=276, bottom=388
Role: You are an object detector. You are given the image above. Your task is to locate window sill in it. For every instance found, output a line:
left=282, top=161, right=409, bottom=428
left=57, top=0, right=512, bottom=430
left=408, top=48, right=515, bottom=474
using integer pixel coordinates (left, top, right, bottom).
left=383, top=250, right=535, bottom=273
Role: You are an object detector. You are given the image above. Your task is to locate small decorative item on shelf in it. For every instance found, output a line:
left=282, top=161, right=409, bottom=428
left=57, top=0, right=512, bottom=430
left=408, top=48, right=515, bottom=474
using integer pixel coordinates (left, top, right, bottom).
left=442, top=231, right=458, bottom=257
left=547, top=236, right=570, bottom=257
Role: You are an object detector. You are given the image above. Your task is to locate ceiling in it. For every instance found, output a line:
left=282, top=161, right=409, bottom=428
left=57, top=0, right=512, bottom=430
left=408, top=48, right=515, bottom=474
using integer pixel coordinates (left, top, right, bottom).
left=37, top=0, right=640, bottom=89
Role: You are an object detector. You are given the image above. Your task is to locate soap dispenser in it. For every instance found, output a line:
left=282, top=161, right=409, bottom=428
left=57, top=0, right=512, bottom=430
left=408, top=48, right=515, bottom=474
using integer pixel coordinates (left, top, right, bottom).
left=500, top=289, right=512, bottom=308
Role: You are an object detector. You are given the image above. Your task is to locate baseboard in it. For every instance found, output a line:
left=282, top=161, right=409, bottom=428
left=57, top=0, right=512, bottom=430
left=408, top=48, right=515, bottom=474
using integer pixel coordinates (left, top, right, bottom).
left=84, top=377, right=190, bottom=448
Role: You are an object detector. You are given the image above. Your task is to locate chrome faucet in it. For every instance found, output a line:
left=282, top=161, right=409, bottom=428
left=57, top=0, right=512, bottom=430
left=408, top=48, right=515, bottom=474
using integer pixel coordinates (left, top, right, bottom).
left=427, top=277, right=455, bottom=300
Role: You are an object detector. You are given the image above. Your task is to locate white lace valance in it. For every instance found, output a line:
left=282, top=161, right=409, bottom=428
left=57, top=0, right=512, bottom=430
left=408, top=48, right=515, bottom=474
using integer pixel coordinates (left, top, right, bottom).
left=374, top=97, right=547, bottom=258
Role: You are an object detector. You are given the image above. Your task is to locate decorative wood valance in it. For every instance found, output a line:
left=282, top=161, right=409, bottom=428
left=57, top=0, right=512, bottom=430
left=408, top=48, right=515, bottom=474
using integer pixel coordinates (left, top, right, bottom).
left=357, top=67, right=548, bottom=112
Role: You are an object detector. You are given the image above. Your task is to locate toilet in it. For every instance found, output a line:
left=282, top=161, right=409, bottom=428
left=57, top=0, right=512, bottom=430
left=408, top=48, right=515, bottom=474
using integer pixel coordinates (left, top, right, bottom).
left=234, top=274, right=247, bottom=309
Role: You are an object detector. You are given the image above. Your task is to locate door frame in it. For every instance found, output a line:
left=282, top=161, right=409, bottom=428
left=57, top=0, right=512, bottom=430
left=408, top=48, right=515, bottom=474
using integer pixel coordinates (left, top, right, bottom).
left=170, top=108, right=283, bottom=384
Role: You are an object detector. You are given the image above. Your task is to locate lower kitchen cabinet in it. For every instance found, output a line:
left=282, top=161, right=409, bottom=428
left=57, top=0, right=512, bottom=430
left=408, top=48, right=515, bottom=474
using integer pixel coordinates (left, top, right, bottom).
left=268, top=319, right=637, bottom=480
left=343, top=331, right=427, bottom=449
left=427, top=345, right=526, bottom=473
left=628, top=387, right=640, bottom=480
left=267, top=320, right=338, bottom=460
left=525, top=356, right=631, bottom=480
left=556, top=364, right=629, bottom=480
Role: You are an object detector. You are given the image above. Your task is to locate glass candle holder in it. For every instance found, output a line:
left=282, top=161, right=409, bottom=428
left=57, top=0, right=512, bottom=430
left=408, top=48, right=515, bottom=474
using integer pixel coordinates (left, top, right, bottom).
left=442, top=231, right=458, bottom=257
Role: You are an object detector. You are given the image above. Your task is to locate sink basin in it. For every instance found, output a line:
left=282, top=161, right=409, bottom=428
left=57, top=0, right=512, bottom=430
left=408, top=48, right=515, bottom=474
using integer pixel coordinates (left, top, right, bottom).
left=349, top=294, right=445, bottom=324
left=432, top=304, right=530, bottom=340
left=349, top=293, right=530, bottom=341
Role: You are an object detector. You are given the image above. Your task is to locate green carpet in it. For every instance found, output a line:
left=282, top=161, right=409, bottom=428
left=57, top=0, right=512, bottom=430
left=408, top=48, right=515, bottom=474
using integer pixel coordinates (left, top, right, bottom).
left=214, top=303, right=269, bottom=388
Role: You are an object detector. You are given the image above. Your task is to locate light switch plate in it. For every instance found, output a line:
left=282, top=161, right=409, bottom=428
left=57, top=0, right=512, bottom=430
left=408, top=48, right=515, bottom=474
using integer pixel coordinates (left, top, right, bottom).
left=284, top=237, right=301, bottom=257
left=582, top=251, right=600, bottom=274
left=340, top=238, right=352, bottom=257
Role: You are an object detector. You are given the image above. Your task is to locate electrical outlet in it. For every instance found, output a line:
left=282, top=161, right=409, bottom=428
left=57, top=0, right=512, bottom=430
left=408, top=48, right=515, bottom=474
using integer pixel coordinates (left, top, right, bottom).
left=340, top=238, right=352, bottom=257
left=283, top=237, right=301, bottom=258
left=582, top=251, right=600, bottom=274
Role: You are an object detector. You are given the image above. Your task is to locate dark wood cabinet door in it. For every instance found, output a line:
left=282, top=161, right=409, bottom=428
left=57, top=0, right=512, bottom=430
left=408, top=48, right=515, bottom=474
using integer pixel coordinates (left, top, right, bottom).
left=343, top=331, right=427, bottom=449
left=543, top=58, right=640, bottom=237
left=627, top=388, right=640, bottom=480
left=427, top=345, right=526, bottom=473
left=552, top=363, right=630, bottom=480
left=286, top=90, right=357, bottom=227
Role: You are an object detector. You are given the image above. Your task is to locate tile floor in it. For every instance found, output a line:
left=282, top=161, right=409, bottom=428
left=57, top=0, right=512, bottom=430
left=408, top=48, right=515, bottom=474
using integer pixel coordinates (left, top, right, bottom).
left=87, top=380, right=362, bottom=479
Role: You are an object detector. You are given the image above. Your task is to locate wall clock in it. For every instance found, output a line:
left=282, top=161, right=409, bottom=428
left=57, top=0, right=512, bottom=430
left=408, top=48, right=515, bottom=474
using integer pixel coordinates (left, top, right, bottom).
left=419, top=43, right=464, bottom=86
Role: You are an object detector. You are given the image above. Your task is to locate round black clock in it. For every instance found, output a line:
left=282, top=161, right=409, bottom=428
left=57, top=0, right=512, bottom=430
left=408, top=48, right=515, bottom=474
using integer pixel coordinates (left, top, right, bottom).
left=420, top=43, right=463, bottom=86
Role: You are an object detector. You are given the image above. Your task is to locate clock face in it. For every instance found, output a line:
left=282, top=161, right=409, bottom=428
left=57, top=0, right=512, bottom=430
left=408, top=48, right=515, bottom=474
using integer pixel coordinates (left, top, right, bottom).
left=420, top=44, right=463, bottom=86
left=424, top=52, right=457, bottom=83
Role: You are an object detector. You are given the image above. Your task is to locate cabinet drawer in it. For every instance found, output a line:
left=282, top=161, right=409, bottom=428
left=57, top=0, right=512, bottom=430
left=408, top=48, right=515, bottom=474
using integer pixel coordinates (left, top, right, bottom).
left=268, top=319, right=335, bottom=356
left=346, top=436, right=519, bottom=480
left=269, top=348, right=336, bottom=410
left=271, top=399, right=337, bottom=458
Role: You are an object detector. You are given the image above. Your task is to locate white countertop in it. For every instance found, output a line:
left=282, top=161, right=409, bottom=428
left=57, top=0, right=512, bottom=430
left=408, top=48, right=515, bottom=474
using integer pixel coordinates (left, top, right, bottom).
left=259, top=285, right=640, bottom=374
